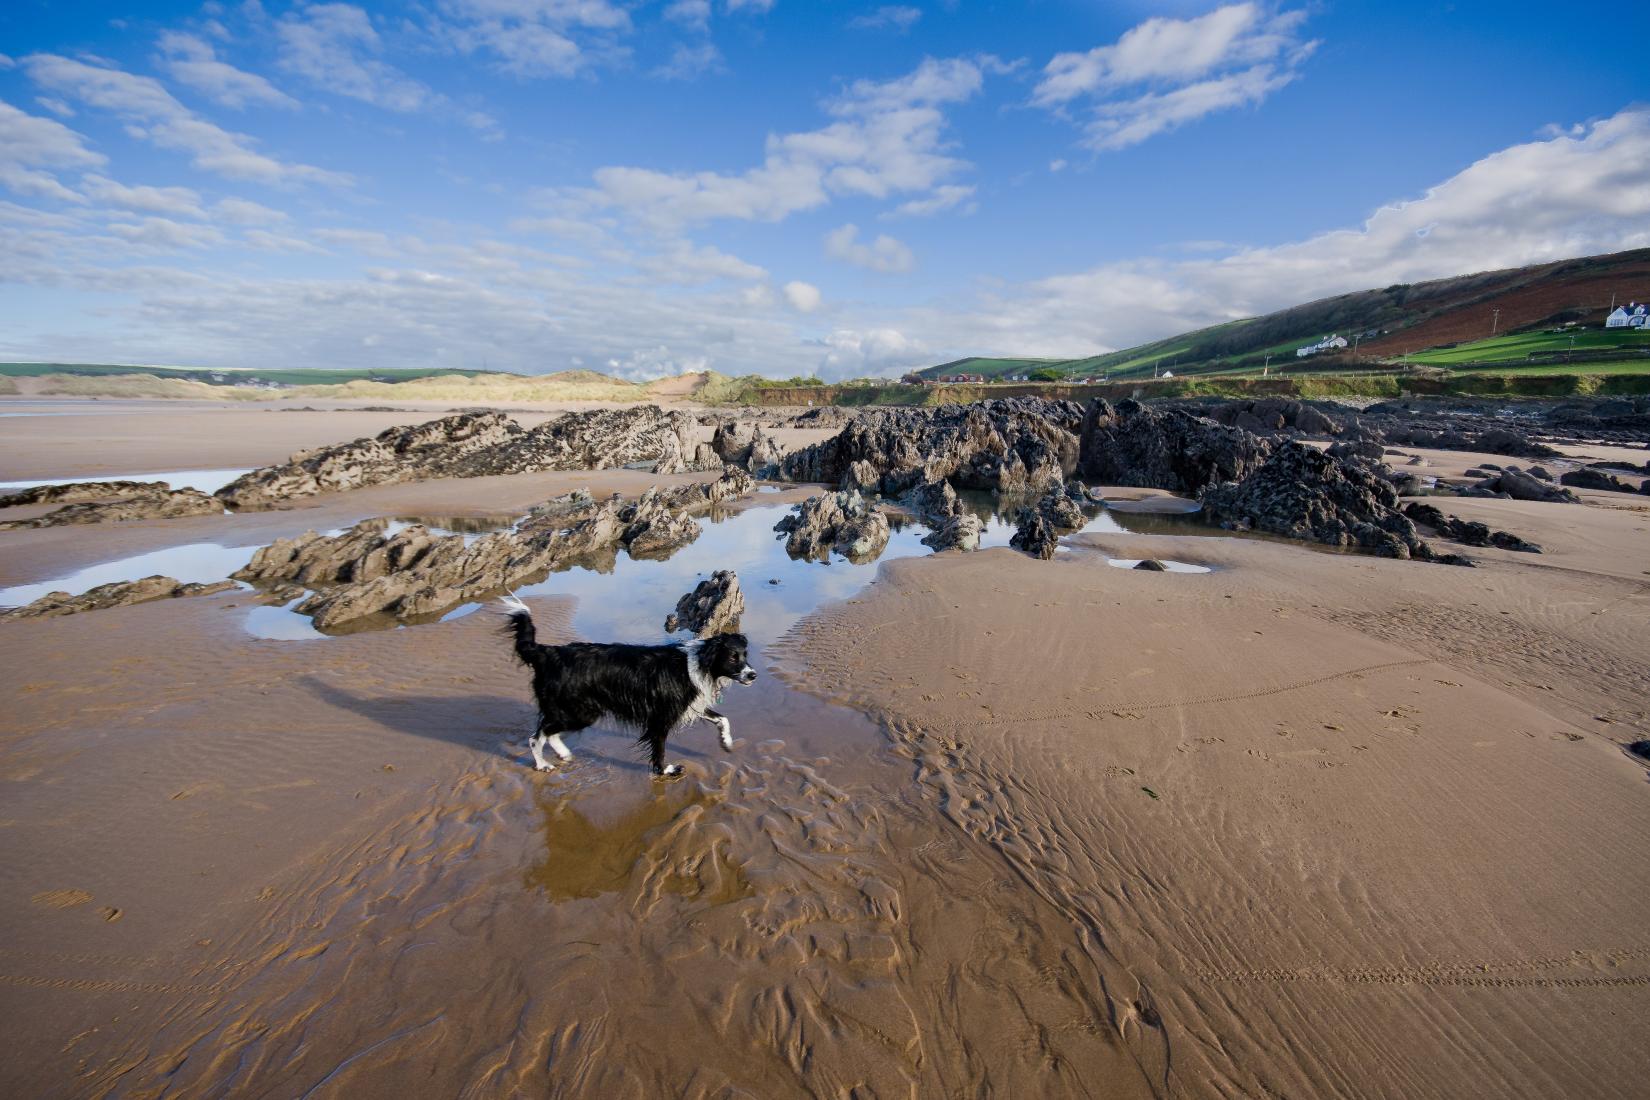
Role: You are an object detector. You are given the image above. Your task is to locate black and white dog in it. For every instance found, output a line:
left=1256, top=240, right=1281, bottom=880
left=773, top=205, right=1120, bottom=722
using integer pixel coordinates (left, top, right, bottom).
left=501, top=594, right=757, bottom=779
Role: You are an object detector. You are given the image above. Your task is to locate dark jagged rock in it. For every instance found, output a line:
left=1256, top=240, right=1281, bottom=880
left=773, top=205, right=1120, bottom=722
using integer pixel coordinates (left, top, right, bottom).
left=1401, top=502, right=1541, bottom=553
left=1200, top=441, right=1429, bottom=559
left=773, top=490, right=891, bottom=562
left=1559, top=468, right=1640, bottom=495
left=1461, top=469, right=1580, bottom=503
left=217, top=407, right=698, bottom=510
left=1, top=576, right=236, bottom=621
left=1009, top=508, right=1059, bottom=559
left=1134, top=559, right=1168, bottom=571
left=1078, top=399, right=1271, bottom=493
left=903, top=476, right=982, bottom=552
left=1188, top=398, right=1343, bottom=437
left=665, top=570, right=744, bottom=636
left=235, top=469, right=754, bottom=631
left=1588, top=458, right=1650, bottom=476
left=0, top=484, right=222, bottom=528
left=780, top=399, right=1082, bottom=496
left=1327, top=439, right=1386, bottom=464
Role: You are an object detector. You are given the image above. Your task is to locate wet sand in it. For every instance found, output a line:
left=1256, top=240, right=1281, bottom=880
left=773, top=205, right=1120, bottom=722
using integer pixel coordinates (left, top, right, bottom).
left=1, top=401, right=1647, bottom=1097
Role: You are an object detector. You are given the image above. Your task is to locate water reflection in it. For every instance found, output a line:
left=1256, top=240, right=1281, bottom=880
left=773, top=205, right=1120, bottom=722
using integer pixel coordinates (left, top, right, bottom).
left=0, top=468, right=253, bottom=495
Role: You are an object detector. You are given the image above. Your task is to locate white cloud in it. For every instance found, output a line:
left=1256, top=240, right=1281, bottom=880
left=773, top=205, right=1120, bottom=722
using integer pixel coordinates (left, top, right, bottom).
left=214, top=197, right=289, bottom=224
left=157, top=31, right=299, bottom=109
left=848, top=6, right=921, bottom=32
left=566, top=55, right=990, bottom=230
left=631, top=240, right=767, bottom=285
left=35, top=96, right=75, bottom=118
left=725, top=0, right=775, bottom=13
left=663, top=0, right=711, bottom=30
left=435, top=0, right=631, bottom=78
left=81, top=174, right=205, bottom=218
left=0, top=99, right=105, bottom=203
left=109, top=216, right=226, bottom=250
left=655, top=41, right=723, bottom=81
left=824, top=222, right=914, bottom=272
left=783, top=280, right=821, bottom=312
left=243, top=228, right=327, bottom=253
left=277, top=4, right=430, bottom=111
left=811, top=326, right=927, bottom=380
left=885, top=183, right=974, bottom=218
left=23, top=54, right=348, bottom=186
left=1034, top=3, right=1316, bottom=151
left=907, top=108, right=1650, bottom=359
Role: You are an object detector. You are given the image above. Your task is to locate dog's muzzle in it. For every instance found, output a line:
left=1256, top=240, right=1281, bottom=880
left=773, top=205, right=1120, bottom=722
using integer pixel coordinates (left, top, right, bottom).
left=737, top=666, right=758, bottom=685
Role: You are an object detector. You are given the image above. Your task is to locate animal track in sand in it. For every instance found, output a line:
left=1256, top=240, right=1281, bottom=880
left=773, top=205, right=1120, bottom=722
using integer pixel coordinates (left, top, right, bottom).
left=31, top=889, right=92, bottom=909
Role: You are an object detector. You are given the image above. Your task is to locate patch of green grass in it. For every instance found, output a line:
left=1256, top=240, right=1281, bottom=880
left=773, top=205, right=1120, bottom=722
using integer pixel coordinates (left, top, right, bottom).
left=1401, top=328, right=1650, bottom=365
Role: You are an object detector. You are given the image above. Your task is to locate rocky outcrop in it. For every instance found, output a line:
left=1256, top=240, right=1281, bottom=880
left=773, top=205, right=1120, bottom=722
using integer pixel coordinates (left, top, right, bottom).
left=217, top=407, right=699, bottom=510
left=1009, top=509, right=1059, bottom=559
left=1401, top=503, right=1541, bottom=553
left=1459, top=468, right=1580, bottom=503
left=235, top=469, right=755, bottom=631
left=1200, top=441, right=1431, bottom=559
left=665, top=570, right=744, bottom=636
left=1559, top=468, right=1643, bottom=495
left=1, top=576, right=236, bottom=621
left=710, top=421, right=783, bottom=474
left=904, top=477, right=982, bottom=552
left=0, top=480, right=167, bottom=508
left=779, top=399, right=1082, bottom=496
left=774, top=491, right=892, bottom=562
left=0, top=485, right=222, bottom=528
left=1078, top=399, right=1271, bottom=492
left=1187, top=398, right=1343, bottom=438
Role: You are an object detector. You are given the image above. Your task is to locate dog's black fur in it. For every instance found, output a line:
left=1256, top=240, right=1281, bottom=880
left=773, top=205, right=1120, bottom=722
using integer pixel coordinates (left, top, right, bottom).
left=503, top=603, right=756, bottom=778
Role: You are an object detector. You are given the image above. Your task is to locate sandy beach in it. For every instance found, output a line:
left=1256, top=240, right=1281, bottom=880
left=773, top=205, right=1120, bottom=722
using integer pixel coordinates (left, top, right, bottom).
left=1, top=399, right=1647, bottom=1098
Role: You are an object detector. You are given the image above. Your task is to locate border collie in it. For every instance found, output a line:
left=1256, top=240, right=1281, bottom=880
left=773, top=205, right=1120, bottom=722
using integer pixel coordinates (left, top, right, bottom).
left=500, top=594, right=757, bottom=779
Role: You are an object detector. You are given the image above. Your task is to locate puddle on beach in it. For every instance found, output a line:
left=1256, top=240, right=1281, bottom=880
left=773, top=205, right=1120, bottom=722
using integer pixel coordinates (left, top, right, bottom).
left=1106, top=558, right=1213, bottom=573
left=0, top=490, right=1226, bottom=640
left=0, top=467, right=253, bottom=495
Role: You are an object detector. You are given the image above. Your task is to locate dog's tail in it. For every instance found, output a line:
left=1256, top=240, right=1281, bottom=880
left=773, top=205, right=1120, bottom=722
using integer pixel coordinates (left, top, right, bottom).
left=499, top=591, right=538, bottom=665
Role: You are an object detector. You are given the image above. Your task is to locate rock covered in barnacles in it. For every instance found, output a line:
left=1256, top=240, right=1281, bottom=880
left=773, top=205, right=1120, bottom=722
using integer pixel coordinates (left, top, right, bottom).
left=1, top=576, right=236, bottom=620
left=665, top=570, right=744, bottom=636
left=1078, top=398, right=1271, bottom=493
left=779, top=398, right=1081, bottom=496
left=0, top=482, right=222, bottom=529
left=774, top=490, right=891, bottom=562
left=217, top=406, right=699, bottom=510
left=1009, top=508, right=1060, bottom=559
left=1401, top=502, right=1541, bottom=553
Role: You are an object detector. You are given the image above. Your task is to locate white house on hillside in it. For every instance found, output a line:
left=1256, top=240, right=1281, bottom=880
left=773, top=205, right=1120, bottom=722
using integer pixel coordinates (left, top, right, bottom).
left=1605, top=303, right=1648, bottom=328
left=1296, top=333, right=1349, bottom=358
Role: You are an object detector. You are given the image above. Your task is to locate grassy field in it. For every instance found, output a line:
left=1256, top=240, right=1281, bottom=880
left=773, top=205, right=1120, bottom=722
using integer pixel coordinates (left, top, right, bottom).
left=1399, top=327, right=1650, bottom=365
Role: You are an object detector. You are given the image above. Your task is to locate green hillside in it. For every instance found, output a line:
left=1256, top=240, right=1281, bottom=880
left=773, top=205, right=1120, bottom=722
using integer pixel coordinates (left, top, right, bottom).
left=1399, top=327, right=1650, bottom=365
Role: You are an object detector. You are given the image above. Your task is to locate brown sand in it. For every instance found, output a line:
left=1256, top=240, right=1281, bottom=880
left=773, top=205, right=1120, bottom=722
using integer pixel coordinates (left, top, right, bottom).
left=1, top=405, right=1647, bottom=1097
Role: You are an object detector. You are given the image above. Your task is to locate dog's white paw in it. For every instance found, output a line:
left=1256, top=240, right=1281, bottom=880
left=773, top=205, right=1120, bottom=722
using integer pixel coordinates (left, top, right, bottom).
left=533, top=761, right=556, bottom=773
left=657, top=763, right=684, bottom=780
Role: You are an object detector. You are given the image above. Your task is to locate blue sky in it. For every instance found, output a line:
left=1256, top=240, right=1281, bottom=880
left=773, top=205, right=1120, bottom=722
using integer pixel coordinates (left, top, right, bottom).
left=1, top=1, right=1646, bottom=379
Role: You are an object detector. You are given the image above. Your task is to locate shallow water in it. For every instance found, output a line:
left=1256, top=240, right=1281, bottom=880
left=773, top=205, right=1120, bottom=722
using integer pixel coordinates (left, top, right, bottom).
left=0, top=467, right=253, bottom=495
left=1106, top=558, right=1213, bottom=574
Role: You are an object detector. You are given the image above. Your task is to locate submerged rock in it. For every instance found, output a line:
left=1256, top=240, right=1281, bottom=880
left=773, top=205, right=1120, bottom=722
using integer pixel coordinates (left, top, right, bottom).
left=1078, top=399, right=1271, bottom=493
left=1, top=576, right=236, bottom=620
left=774, top=490, right=891, bottom=562
left=217, top=407, right=699, bottom=510
left=665, top=570, right=744, bottom=636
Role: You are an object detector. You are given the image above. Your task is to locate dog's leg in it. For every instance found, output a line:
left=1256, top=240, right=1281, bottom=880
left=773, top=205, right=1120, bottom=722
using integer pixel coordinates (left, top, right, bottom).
left=529, top=732, right=555, bottom=772
left=645, top=721, right=682, bottom=779
left=704, top=708, right=733, bottom=753
left=547, top=733, right=574, bottom=762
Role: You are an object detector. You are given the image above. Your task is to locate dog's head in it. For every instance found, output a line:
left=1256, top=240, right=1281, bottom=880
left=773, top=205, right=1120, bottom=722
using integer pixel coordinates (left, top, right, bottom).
left=698, top=632, right=758, bottom=686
